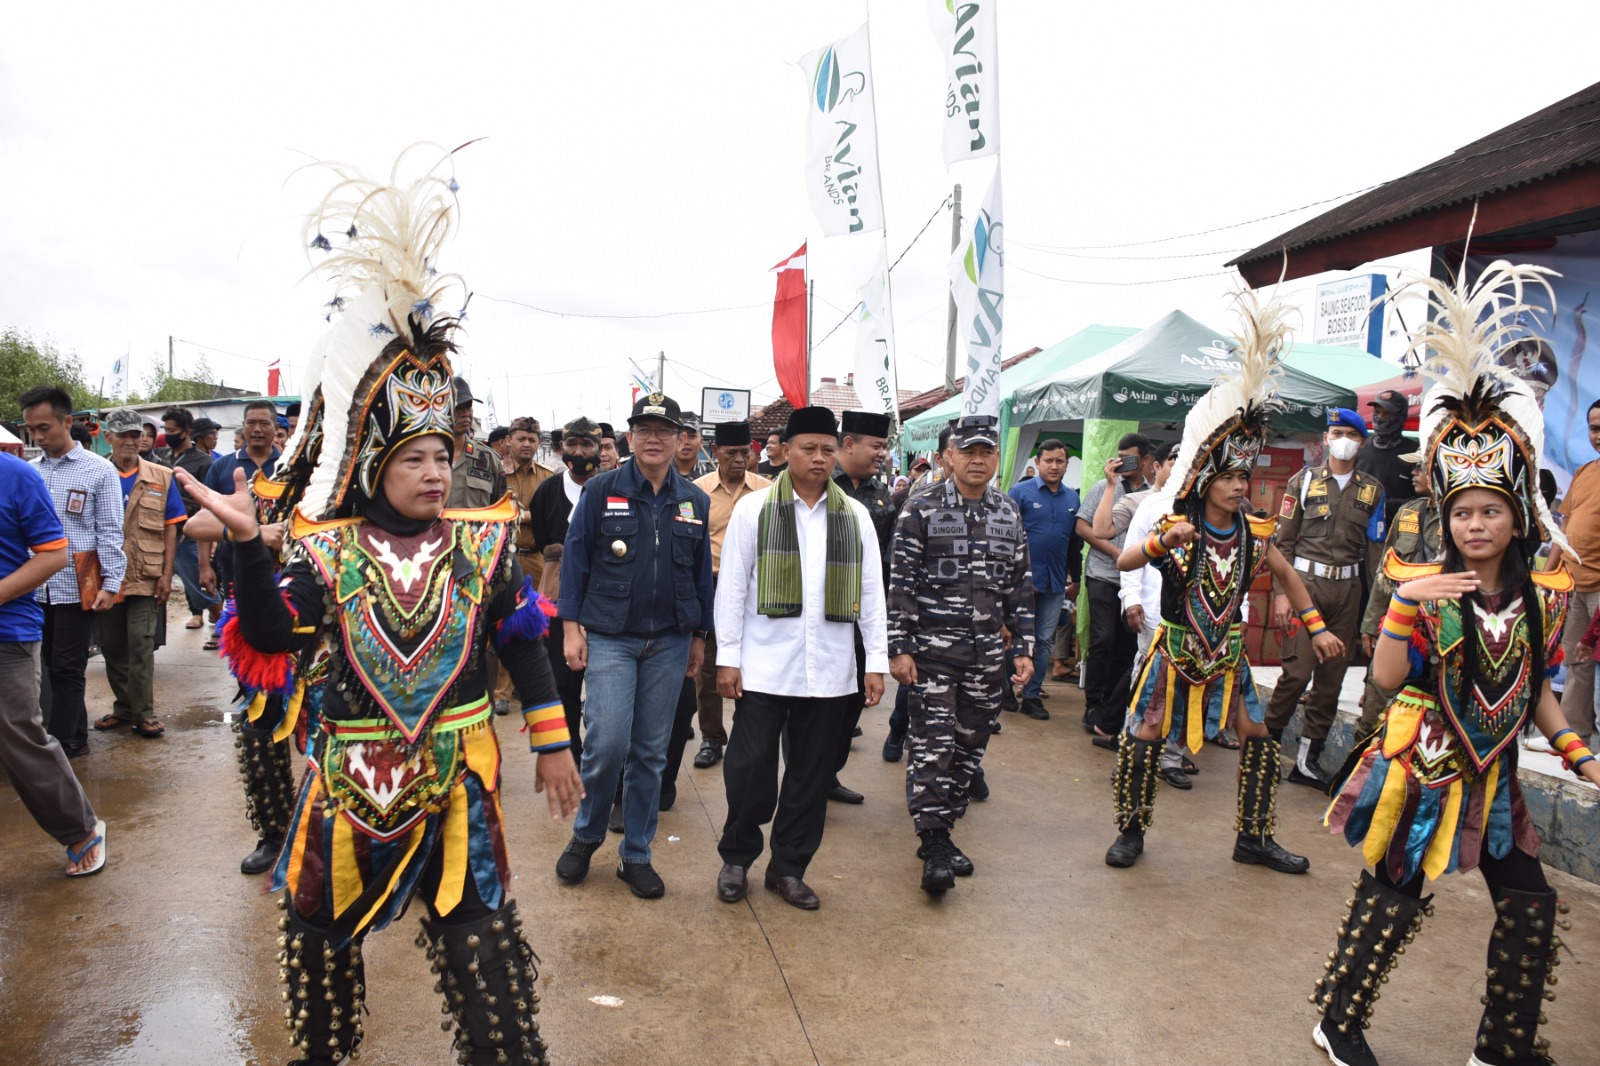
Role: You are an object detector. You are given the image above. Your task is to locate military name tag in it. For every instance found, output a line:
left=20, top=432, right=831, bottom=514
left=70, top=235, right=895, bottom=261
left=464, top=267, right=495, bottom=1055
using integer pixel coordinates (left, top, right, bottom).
left=984, top=521, right=1016, bottom=540
left=1306, top=480, right=1329, bottom=498
left=928, top=520, right=966, bottom=538
left=1396, top=512, right=1420, bottom=534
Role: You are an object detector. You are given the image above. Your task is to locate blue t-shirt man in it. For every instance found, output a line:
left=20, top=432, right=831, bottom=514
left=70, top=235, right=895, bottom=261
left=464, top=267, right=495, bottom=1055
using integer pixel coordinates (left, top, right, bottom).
left=0, top=453, right=69, bottom=643
left=118, top=468, right=187, bottom=524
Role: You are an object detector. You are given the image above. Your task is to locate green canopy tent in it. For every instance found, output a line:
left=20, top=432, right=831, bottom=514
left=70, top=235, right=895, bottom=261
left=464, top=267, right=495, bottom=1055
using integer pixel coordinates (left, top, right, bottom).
left=901, top=323, right=1137, bottom=473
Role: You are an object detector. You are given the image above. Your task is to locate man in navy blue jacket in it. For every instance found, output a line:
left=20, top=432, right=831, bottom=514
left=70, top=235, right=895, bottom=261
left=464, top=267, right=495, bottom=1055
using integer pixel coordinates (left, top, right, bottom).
left=554, top=392, right=714, bottom=899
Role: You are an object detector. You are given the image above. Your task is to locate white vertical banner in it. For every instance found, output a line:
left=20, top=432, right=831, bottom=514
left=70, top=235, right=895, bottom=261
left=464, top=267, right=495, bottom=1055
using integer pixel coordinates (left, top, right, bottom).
left=853, top=244, right=899, bottom=419
left=110, top=354, right=129, bottom=399
left=800, top=24, right=885, bottom=236
left=953, top=166, right=1004, bottom=420
left=926, top=0, right=1001, bottom=166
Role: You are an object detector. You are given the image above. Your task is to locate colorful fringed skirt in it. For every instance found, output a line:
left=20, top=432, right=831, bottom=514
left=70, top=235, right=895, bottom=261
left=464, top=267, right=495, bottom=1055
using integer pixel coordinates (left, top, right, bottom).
left=1126, top=622, right=1264, bottom=753
left=1324, top=685, right=1540, bottom=885
left=271, top=701, right=511, bottom=948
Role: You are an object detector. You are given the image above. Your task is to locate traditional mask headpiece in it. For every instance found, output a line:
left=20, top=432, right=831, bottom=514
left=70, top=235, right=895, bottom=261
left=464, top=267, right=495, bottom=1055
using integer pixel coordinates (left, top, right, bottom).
left=295, top=144, right=470, bottom=522
left=1386, top=260, right=1571, bottom=558
left=1167, top=287, right=1291, bottom=503
left=255, top=384, right=326, bottom=526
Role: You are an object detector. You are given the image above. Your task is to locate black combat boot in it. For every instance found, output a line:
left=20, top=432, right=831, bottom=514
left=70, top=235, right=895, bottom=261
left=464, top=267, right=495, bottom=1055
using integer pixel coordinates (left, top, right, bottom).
left=1469, top=887, right=1566, bottom=1066
left=421, top=901, right=550, bottom=1065
left=1309, top=869, right=1431, bottom=1066
left=1105, top=734, right=1160, bottom=868
left=918, top=829, right=957, bottom=893
left=1288, top=736, right=1334, bottom=790
left=1233, top=735, right=1310, bottom=874
left=279, top=898, right=365, bottom=1065
left=238, top=718, right=297, bottom=875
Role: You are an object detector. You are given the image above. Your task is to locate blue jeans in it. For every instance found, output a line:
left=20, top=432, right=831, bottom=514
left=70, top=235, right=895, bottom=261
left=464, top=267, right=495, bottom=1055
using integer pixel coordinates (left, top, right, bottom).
left=174, top=537, right=220, bottom=616
left=572, top=631, right=692, bottom=862
left=1021, top=590, right=1065, bottom=699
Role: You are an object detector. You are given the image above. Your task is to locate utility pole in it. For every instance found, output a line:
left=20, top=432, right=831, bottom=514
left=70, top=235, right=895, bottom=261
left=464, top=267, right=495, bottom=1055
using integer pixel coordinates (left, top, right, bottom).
left=168, top=336, right=174, bottom=377
left=805, top=279, right=814, bottom=405
left=943, top=183, right=962, bottom=396
left=504, top=371, right=511, bottom=420
left=656, top=351, right=665, bottom=392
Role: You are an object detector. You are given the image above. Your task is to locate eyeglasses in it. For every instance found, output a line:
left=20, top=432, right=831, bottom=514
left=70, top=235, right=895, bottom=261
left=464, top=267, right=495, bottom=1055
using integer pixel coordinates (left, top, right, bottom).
left=630, top=426, right=677, bottom=441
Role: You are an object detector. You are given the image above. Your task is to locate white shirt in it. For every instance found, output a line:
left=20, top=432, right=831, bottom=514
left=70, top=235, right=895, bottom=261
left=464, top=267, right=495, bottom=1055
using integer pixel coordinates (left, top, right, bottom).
left=1119, top=490, right=1173, bottom=627
left=715, top=487, right=890, bottom=698
left=561, top=468, right=583, bottom=507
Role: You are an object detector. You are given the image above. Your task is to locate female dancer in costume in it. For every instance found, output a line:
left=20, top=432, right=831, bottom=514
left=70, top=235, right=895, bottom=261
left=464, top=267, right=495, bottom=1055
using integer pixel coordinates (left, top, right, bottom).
left=1312, top=263, right=1600, bottom=1066
left=180, top=148, right=581, bottom=1066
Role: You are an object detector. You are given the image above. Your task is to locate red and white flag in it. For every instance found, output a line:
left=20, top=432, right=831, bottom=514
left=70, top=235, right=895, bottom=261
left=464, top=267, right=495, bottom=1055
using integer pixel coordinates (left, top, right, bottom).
left=267, top=358, right=281, bottom=397
left=770, top=244, right=808, bottom=409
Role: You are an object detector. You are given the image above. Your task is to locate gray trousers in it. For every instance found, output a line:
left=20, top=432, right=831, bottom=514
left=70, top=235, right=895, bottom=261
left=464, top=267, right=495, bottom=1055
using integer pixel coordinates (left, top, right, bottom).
left=0, top=641, right=97, bottom=846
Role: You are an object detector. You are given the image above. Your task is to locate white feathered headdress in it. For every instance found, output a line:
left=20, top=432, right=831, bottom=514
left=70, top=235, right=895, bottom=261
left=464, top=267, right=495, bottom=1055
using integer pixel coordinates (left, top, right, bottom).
left=1383, top=259, right=1572, bottom=559
left=293, top=143, right=473, bottom=524
left=1166, top=286, right=1293, bottom=503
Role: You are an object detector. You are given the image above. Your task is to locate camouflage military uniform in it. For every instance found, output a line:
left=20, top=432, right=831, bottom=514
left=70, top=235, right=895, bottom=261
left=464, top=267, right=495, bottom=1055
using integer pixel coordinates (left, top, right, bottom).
left=1356, top=496, right=1442, bottom=731
left=888, top=478, right=1033, bottom=831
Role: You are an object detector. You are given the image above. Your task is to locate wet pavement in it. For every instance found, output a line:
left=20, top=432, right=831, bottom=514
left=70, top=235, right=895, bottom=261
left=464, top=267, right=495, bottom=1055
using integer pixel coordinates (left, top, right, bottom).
left=4, top=618, right=1600, bottom=1066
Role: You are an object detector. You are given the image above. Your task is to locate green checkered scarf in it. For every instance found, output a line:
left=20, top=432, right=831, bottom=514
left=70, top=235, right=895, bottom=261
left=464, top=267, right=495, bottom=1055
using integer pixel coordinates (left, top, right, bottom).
left=756, top=469, right=862, bottom=623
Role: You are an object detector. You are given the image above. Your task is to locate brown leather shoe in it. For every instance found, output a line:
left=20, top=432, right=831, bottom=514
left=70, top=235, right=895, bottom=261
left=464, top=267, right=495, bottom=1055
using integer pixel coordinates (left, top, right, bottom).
left=763, top=868, right=820, bottom=910
left=716, top=863, right=747, bottom=903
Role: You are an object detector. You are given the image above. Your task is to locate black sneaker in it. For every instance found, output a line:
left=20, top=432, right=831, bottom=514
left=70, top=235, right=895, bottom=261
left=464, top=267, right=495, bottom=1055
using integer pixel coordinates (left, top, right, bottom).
left=1311, top=1017, right=1380, bottom=1066
left=882, top=729, right=905, bottom=762
left=1232, top=833, right=1310, bottom=874
left=1158, top=766, right=1192, bottom=790
left=1000, top=689, right=1019, bottom=712
left=607, top=798, right=625, bottom=834
left=240, top=836, right=282, bottom=876
left=617, top=860, right=665, bottom=899
left=1105, top=829, right=1145, bottom=868
left=556, top=837, right=603, bottom=883
left=1021, top=698, right=1049, bottom=720
left=968, top=769, right=990, bottom=802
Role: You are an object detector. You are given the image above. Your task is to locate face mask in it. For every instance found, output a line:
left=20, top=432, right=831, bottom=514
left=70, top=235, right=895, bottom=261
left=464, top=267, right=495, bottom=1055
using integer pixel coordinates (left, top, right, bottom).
left=563, top=453, right=598, bottom=478
left=1328, top=437, right=1360, bottom=461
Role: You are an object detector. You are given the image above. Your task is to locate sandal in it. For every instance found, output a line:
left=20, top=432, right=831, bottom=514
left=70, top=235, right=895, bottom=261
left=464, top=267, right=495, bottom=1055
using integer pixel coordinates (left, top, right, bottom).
left=133, top=719, right=165, bottom=739
left=1209, top=728, right=1240, bottom=750
left=66, top=820, right=107, bottom=878
left=93, top=713, right=133, bottom=732
left=202, top=636, right=221, bottom=651
left=185, top=615, right=205, bottom=630
left=1181, top=755, right=1200, bottom=774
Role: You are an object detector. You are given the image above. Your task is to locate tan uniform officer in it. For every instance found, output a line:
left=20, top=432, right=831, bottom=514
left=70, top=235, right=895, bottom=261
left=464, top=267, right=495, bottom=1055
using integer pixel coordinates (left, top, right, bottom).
left=1354, top=457, right=1440, bottom=733
left=1266, top=408, right=1386, bottom=788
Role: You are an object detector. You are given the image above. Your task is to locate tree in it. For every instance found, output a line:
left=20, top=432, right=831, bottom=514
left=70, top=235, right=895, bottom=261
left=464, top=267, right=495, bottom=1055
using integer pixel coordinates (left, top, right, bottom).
left=0, top=328, right=115, bottom=412
left=138, top=354, right=223, bottom=403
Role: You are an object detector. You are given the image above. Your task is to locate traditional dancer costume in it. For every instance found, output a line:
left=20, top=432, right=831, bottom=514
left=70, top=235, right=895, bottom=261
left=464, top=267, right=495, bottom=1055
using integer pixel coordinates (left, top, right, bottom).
left=221, top=151, right=568, bottom=1066
left=1312, top=263, right=1588, bottom=1066
left=1108, top=291, right=1315, bottom=874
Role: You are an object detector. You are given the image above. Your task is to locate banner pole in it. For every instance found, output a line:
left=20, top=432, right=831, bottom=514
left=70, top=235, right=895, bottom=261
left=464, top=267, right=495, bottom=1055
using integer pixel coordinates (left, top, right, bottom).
left=944, top=182, right=962, bottom=396
left=805, top=280, right=814, bottom=405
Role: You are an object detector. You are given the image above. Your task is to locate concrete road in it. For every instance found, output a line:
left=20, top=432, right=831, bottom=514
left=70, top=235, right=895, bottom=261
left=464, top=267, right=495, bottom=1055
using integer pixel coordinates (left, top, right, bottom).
left=3, top=626, right=1598, bottom=1066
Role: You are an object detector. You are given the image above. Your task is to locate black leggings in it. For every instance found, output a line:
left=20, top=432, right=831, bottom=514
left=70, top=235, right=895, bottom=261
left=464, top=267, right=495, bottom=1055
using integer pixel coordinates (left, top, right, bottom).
left=1375, top=845, right=1550, bottom=899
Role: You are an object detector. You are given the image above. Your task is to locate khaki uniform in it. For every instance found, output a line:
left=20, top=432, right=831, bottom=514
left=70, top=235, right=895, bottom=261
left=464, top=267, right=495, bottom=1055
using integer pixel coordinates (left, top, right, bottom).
left=1357, top=497, right=1442, bottom=731
left=495, top=457, right=556, bottom=705
left=446, top=437, right=507, bottom=511
left=103, top=459, right=178, bottom=724
left=1265, top=465, right=1386, bottom=741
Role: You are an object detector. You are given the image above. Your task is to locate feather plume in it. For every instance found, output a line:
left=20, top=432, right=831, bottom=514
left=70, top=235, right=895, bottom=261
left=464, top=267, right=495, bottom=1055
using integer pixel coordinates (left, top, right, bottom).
left=1382, top=260, right=1572, bottom=558
left=291, top=143, right=477, bottom=521
left=1167, top=285, right=1295, bottom=501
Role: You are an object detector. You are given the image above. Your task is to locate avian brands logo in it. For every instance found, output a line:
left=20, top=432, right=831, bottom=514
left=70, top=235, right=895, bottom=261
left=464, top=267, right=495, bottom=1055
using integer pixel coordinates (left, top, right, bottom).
left=813, top=45, right=869, bottom=233
left=959, top=206, right=1004, bottom=412
left=943, top=2, right=990, bottom=155
left=1112, top=389, right=1159, bottom=405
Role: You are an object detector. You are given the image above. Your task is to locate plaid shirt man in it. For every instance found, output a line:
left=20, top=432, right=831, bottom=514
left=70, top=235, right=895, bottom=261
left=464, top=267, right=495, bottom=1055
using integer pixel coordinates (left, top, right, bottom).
left=32, top=443, right=126, bottom=604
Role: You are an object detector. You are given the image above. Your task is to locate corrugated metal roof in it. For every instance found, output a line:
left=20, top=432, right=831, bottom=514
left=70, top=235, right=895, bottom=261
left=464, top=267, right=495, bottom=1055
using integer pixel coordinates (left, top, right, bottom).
left=1232, top=79, right=1600, bottom=267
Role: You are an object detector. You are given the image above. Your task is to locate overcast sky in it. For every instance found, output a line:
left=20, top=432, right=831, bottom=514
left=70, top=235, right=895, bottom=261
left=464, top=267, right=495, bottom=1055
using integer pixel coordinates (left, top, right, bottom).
left=4, top=2, right=1597, bottom=428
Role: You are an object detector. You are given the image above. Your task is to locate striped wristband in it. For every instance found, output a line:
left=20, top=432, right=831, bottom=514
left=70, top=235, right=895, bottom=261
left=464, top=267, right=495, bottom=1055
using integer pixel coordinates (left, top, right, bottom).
left=1552, top=729, right=1595, bottom=772
left=1142, top=529, right=1170, bottom=562
left=1381, top=593, right=1419, bottom=641
left=1299, top=606, right=1327, bottom=637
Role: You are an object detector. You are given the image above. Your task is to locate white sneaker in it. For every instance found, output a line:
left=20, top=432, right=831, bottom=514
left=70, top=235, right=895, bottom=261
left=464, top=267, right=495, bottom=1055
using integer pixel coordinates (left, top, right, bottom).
left=1521, top=732, right=1554, bottom=754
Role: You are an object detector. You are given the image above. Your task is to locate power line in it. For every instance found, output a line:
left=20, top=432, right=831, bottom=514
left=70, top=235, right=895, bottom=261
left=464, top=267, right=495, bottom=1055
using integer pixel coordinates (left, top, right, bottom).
left=170, top=337, right=270, bottom=364
left=1009, top=241, right=1249, bottom=261
left=1009, top=261, right=1235, bottom=287
left=812, top=196, right=954, bottom=352
left=476, top=292, right=773, bottom=321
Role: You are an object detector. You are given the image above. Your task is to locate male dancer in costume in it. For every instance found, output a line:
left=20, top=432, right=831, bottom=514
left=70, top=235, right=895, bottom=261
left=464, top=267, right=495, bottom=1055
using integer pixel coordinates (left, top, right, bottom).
left=1312, top=263, right=1599, bottom=1066
left=1104, top=291, right=1343, bottom=874
left=180, top=150, right=580, bottom=1066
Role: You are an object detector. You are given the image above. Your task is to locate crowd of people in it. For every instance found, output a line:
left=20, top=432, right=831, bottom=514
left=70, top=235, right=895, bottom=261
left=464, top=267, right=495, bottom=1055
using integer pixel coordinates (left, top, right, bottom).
left=3, top=173, right=1599, bottom=1066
